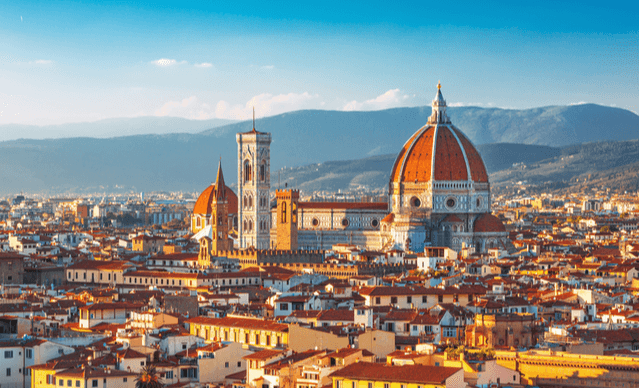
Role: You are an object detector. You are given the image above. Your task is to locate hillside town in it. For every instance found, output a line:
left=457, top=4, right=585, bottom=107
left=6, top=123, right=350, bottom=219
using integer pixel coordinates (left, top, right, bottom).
left=2, top=87, right=639, bottom=388
left=5, top=186, right=639, bottom=388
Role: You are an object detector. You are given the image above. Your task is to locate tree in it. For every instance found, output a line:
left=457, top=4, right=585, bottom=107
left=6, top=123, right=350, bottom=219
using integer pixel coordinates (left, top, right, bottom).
left=135, top=365, right=164, bottom=388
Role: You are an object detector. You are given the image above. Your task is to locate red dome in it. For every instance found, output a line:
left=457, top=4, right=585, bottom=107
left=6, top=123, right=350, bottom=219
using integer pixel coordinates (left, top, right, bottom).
left=474, top=213, right=506, bottom=233
left=390, top=124, right=489, bottom=185
left=193, top=185, right=238, bottom=215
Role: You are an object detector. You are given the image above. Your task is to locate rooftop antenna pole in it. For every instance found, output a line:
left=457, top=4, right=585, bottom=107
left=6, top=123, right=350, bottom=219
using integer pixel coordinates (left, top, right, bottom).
left=253, top=107, right=255, bottom=130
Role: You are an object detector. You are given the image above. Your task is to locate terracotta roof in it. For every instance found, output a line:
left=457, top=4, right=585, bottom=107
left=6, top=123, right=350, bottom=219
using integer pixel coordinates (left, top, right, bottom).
left=441, top=214, right=463, bottom=223
left=193, top=184, right=238, bottom=215
left=474, top=213, right=506, bottom=233
left=390, top=124, right=488, bottom=185
left=328, top=362, right=460, bottom=384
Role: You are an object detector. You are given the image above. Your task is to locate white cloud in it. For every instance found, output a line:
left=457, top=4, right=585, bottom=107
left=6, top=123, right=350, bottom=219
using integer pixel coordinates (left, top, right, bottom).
left=155, top=92, right=320, bottom=121
left=570, top=101, right=589, bottom=105
left=215, top=92, right=320, bottom=120
left=194, top=62, right=213, bottom=68
left=155, top=96, right=212, bottom=120
left=151, top=58, right=187, bottom=67
left=29, top=59, right=53, bottom=65
left=343, top=89, right=410, bottom=111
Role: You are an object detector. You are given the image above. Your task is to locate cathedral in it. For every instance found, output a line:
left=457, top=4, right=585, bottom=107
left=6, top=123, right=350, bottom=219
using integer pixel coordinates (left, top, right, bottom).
left=192, top=84, right=508, bottom=254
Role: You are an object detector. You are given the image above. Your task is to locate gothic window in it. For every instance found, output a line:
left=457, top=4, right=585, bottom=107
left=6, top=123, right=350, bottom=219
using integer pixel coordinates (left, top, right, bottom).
left=281, top=202, right=287, bottom=224
left=260, top=160, right=266, bottom=182
left=243, top=220, right=248, bottom=231
left=244, top=160, right=252, bottom=182
left=248, top=220, right=253, bottom=231
left=249, top=196, right=253, bottom=209
left=292, top=202, right=297, bottom=223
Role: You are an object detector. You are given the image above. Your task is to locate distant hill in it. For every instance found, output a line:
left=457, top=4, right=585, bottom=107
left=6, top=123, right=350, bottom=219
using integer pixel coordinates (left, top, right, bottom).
left=0, top=117, right=236, bottom=141
left=273, top=144, right=561, bottom=193
left=0, top=104, right=637, bottom=196
left=490, top=139, right=639, bottom=193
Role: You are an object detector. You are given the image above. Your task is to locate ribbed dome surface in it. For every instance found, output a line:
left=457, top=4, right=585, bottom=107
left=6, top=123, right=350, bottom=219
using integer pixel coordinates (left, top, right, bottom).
left=390, top=124, right=489, bottom=185
left=193, top=185, right=238, bottom=214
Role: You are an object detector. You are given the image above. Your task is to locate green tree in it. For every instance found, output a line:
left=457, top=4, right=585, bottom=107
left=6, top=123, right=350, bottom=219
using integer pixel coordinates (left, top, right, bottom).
left=135, top=365, right=164, bottom=388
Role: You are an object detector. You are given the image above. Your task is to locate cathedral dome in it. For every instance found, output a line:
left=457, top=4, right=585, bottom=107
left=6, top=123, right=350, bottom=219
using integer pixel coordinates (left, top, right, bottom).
left=193, top=184, right=238, bottom=215
left=390, top=84, right=488, bottom=186
left=474, top=213, right=506, bottom=233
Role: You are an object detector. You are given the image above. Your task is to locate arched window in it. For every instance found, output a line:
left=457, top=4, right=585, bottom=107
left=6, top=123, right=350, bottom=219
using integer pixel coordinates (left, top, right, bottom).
left=248, top=220, right=253, bottom=231
left=281, top=202, right=287, bottom=224
left=248, top=196, right=253, bottom=208
left=244, top=160, right=252, bottom=182
left=243, top=220, right=247, bottom=231
left=260, top=160, right=266, bottom=182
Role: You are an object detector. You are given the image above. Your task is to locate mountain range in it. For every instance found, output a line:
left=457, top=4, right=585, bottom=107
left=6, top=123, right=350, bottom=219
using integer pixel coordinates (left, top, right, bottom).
left=0, top=103, right=638, bottom=196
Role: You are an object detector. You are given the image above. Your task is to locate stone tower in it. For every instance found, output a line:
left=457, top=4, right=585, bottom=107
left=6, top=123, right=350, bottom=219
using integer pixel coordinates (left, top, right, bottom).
left=275, top=189, right=299, bottom=250
left=236, top=114, right=272, bottom=249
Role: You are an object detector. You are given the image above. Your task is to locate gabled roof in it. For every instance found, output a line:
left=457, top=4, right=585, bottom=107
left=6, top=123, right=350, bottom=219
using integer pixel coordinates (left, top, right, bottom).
left=328, top=362, right=460, bottom=384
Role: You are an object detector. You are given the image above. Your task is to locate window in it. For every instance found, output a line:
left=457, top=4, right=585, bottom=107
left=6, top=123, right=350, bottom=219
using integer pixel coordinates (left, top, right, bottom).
left=368, top=384, right=372, bottom=388
left=390, top=296, right=397, bottom=304
left=281, top=202, right=287, bottom=224
left=225, top=362, right=229, bottom=368
left=351, top=382, right=355, bottom=388
left=6, top=368, right=11, bottom=377
left=4, top=350, right=13, bottom=358
left=438, top=295, right=443, bottom=303
left=238, top=361, right=242, bottom=367
left=375, top=297, right=380, bottom=305
left=67, top=380, right=72, bottom=387
left=165, top=371, right=173, bottom=379
left=140, top=361, right=145, bottom=366
left=47, top=376, right=53, bottom=384
left=407, top=296, right=412, bottom=304
left=260, top=163, right=266, bottom=182
left=279, top=303, right=289, bottom=311
left=123, top=379, right=127, bottom=383
left=422, top=295, right=427, bottom=303
left=384, top=384, right=389, bottom=388
left=244, top=160, right=252, bottom=182
left=92, top=381, right=98, bottom=388
left=76, top=381, right=81, bottom=387
left=59, top=379, right=64, bottom=386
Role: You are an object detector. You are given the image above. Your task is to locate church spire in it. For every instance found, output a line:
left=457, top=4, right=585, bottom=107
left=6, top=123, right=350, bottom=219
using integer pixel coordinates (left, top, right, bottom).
left=428, top=81, right=450, bottom=125
left=214, top=159, right=226, bottom=200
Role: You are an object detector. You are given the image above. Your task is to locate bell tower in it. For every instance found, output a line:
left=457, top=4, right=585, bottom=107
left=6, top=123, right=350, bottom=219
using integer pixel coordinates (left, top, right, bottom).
left=236, top=110, right=272, bottom=249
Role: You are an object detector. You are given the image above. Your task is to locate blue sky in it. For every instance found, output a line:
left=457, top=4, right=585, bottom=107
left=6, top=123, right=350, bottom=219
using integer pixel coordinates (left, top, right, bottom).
left=1, top=0, right=637, bottom=126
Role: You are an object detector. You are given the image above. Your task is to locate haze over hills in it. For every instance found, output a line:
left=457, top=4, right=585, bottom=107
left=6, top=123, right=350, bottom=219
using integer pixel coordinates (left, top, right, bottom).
left=0, top=117, right=237, bottom=141
left=0, top=103, right=637, bottom=196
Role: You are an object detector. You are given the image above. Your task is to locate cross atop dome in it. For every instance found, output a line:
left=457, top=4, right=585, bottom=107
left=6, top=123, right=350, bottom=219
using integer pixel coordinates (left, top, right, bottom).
left=428, top=82, right=450, bottom=125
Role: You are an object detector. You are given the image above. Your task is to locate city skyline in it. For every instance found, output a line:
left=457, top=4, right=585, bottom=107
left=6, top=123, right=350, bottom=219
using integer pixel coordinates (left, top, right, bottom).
left=1, top=0, right=637, bottom=129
